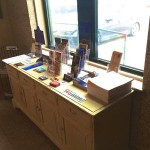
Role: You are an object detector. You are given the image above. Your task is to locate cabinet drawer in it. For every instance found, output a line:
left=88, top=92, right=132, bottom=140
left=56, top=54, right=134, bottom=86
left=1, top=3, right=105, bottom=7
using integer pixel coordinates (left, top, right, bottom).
left=19, top=72, right=35, bottom=89
left=58, top=96, right=92, bottom=130
left=35, top=82, right=58, bottom=106
left=7, top=65, right=19, bottom=79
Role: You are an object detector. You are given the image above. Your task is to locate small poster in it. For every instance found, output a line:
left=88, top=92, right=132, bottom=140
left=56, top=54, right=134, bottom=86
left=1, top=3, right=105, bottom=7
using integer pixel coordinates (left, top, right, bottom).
left=71, top=54, right=81, bottom=78
left=61, top=39, right=69, bottom=64
left=54, top=38, right=69, bottom=64
left=34, top=26, right=45, bottom=45
left=55, top=51, right=62, bottom=76
left=35, top=43, right=42, bottom=57
left=55, top=38, right=62, bottom=50
left=108, top=51, right=122, bottom=72
left=47, top=49, right=55, bottom=74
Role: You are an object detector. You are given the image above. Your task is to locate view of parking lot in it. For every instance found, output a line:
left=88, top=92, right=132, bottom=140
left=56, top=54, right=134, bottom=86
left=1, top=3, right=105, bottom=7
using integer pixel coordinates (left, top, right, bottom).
left=48, top=0, right=150, bottom=70
left=98, top=0, right=150, bottom=70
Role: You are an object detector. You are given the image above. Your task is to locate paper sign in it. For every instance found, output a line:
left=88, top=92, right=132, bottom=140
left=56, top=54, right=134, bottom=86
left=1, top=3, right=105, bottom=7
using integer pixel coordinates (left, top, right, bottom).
left=108, top=51, right=122, bottom=72
left=34, top=26, right=45, bottom=44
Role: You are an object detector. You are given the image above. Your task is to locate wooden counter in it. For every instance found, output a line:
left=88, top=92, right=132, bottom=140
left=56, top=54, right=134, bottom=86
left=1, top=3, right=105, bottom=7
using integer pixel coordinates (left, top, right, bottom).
left=6, top=60, right=133, bottom=150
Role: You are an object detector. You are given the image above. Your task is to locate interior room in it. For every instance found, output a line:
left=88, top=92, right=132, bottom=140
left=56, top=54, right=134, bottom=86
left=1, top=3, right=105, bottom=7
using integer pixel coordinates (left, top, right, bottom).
left=0, top=0, right=150, bottom=150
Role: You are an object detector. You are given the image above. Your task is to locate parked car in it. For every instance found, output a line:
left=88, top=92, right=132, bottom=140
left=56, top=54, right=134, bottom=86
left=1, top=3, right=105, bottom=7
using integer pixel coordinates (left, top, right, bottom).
left=51, top=0, right=144, bottom=46
left=53, top=2, right=142, bottom=47
left=97, top=18, right=140, bottom=44
left=54, top=18, right=140, bottom=47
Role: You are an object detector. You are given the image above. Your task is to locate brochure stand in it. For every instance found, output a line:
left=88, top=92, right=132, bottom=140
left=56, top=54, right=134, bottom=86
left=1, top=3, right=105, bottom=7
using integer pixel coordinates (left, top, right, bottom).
left=47, top=49, right=62, bottom=77
left=70, top=39, right=90, bottom=78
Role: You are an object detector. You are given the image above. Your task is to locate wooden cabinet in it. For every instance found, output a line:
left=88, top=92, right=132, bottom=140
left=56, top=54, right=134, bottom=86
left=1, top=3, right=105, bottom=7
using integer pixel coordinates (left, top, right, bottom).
left=58, top=96, right=93, bottom=150
left=6, top=63, right=133, bottom=150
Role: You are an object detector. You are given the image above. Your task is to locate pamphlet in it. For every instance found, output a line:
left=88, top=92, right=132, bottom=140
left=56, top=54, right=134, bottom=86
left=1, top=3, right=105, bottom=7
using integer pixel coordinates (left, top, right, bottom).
left=34, top=26, right=45, bottom=45
left=55, top=51, right=62, bottom=76
left=108, top=51, right=122, bottom=72
left=54, top=37, right=69, bottom=64
left=71, top=54, right=81, bottom=78
left=47, top=49, right=55, bottom=75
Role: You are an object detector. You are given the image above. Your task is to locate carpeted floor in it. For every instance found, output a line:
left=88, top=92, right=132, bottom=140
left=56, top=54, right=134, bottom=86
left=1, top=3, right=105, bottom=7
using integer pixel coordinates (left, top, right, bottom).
left=0, top=98, right=59, bottom=150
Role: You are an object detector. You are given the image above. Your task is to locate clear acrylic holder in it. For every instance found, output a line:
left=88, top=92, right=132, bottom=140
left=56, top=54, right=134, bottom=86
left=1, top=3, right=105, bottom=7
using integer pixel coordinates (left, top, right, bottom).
left=83, top=49, right=90, bottom=71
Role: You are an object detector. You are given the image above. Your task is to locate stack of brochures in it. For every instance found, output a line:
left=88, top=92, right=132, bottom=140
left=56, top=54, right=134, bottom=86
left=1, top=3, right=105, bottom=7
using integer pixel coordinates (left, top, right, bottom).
left=87, top=72, right=133, bottom=103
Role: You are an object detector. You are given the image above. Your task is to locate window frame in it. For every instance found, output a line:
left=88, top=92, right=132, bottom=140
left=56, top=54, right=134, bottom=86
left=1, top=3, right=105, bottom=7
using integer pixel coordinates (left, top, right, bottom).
left=42, top=0, right=144, bottom=77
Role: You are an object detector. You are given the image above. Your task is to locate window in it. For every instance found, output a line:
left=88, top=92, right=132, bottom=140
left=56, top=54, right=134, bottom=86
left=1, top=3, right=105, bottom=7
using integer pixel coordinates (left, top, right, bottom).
left=43, top=0, right=149, bottom=76
left=43, top=0, right=78, bottom=51
left=97, top=0, right=149, bottom=75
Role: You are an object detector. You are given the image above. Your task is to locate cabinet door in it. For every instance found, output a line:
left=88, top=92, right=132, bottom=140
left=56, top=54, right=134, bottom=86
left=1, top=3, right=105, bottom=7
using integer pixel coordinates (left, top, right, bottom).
left=9, top=76, right=26, bottom=109
left=62, top=118, right=90, bottom=150
left=58, top=96, right=93, bottom=150
left=19, top=72, right=41, bottom=121
left=22, top=86, right=37, bottom=120
left=35, top=82, right=60, bottom=141
left=38, top=96, right=60, bottom=141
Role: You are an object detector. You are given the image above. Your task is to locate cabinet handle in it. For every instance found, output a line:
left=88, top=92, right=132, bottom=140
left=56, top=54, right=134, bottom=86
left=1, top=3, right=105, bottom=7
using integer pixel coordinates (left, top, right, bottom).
left=20, top=91, right=23, bottom=97
left=36, top=106, right=40, bottom=111
left=38, top=107, right=41, bottom=111
left=34, top=96, right=42, bottom=112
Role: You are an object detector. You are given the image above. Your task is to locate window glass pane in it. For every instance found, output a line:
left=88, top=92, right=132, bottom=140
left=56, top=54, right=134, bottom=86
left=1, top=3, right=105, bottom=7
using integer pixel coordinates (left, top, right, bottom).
left=47, top=0, right=78, bottom=51
left=98, top=0, right=149, bottom=71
